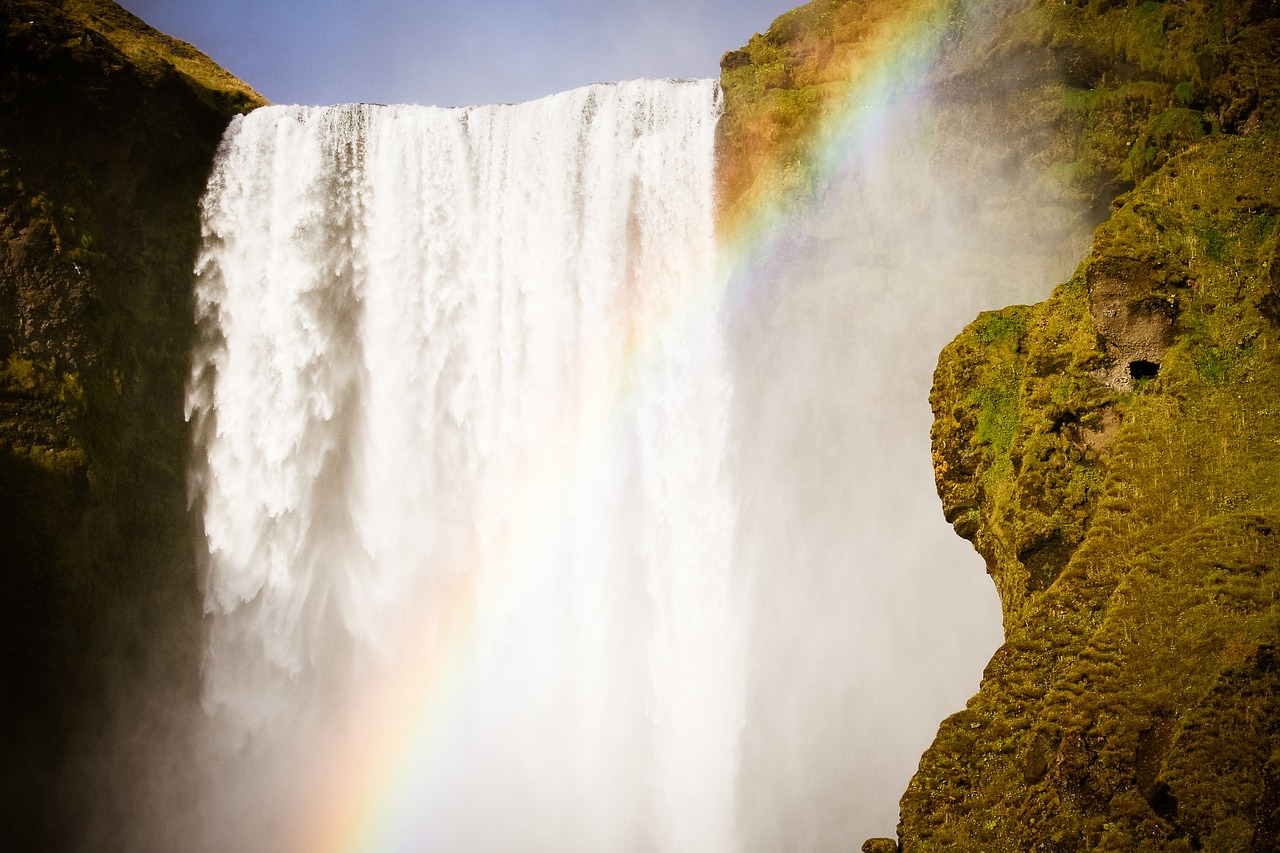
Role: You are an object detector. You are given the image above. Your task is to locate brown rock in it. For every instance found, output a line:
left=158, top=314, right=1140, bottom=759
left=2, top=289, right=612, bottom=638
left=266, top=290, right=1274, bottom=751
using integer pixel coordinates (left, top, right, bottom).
left=862, top=839, right=899, bottom=853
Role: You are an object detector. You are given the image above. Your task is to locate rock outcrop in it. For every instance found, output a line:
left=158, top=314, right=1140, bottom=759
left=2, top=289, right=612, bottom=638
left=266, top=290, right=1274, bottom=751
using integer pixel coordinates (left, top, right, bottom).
left=922, top=129, right=1280, bottom=852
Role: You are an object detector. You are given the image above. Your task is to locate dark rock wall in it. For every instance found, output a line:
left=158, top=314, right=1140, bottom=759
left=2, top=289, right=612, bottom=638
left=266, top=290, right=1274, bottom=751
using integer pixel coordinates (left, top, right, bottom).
left=0, top=1, right=261, bottom=848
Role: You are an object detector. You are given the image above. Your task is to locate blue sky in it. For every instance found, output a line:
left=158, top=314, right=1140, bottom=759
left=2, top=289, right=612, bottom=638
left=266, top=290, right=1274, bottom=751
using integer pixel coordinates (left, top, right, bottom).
left=118, top=0, right=799, bottom=107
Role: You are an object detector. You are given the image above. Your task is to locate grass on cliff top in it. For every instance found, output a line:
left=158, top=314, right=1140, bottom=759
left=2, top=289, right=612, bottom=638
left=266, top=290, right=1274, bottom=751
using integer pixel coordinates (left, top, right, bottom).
left=60, top=0, right=265, bottom=112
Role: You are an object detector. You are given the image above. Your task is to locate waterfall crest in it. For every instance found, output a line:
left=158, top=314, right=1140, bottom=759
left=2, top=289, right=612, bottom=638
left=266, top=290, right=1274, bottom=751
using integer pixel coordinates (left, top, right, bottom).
left=188, top=79, right=740, bottom=853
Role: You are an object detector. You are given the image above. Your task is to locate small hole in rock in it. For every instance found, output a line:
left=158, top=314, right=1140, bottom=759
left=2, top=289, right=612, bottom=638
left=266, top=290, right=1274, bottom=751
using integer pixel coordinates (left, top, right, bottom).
left=1130, top=360, right=1159, bottom=380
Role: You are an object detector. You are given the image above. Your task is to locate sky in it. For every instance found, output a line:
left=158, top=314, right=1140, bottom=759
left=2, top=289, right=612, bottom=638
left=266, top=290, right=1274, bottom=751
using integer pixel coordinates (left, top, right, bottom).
left=117, top=0, right=801, bottom=108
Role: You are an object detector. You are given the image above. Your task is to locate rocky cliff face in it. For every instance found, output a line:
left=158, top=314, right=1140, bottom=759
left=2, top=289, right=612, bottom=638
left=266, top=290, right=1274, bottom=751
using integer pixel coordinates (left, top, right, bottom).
left=720, top=0, right=1279, bottom=850
left=0, top=1, right=261, bottom=848
left=918, top=62, right=1280, bottom=853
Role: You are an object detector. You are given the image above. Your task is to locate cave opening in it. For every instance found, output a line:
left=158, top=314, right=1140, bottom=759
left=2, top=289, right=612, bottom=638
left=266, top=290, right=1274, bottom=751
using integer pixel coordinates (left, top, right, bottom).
left=1129, top=359, right=1159, bottom=380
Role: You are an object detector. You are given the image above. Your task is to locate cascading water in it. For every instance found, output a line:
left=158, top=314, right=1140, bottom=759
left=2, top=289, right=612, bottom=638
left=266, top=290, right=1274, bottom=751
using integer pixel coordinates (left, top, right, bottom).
left=187, top=80, right=739, bottom=852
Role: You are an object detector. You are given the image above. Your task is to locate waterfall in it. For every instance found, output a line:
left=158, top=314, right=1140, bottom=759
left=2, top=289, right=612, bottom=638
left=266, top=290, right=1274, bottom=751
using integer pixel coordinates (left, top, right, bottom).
left=187, top=79, right=739, bottom=853
left=179, top=72, right=1081, bottom=853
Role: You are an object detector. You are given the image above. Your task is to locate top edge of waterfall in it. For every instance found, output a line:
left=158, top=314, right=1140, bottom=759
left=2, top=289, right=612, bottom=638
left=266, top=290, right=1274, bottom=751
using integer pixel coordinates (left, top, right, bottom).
left=246, top=76, right=720, bottom=114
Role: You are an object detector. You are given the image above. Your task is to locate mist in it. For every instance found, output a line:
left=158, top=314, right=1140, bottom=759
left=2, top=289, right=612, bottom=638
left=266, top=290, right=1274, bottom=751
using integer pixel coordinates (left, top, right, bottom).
left=728, top=88, right=1088, bottom=846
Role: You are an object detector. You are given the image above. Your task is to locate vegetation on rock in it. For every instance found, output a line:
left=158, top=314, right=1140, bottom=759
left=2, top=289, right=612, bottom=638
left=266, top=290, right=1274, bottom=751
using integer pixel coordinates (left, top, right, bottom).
left=922, top=130, right=1280, bottom=852
left=717, top=0, right=953, bottom=226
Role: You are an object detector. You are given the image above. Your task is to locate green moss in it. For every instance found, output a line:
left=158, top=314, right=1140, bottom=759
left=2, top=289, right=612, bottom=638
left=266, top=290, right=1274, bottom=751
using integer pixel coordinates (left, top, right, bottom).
left=973, top=378, right=1020, bottom=454
left=717, top=0, right=953, bottom=223
left=61, top=0, right=264, bottom=113
left=1122, top=107, right=1210, bottom=183
left=714, top=20, right=1274, bottom=842
left=718, top=0, right=1275, bottom=231
left=1061, top=86, right=1110, bottom=114
left=975, top=311, right=1029, bottom=344
left=0, top=355, right=87, bottom=475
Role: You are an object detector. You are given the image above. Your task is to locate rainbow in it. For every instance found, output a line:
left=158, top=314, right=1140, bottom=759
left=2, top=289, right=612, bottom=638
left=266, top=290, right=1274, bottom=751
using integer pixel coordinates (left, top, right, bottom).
left=717, top=0, right=956, bottom=265
left=289, top=0, right=961, bottom=849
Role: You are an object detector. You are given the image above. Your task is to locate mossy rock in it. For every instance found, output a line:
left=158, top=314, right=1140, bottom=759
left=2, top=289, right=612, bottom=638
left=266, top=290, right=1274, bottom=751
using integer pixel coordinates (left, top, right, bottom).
left=913, top=73, right=1280, bottom=853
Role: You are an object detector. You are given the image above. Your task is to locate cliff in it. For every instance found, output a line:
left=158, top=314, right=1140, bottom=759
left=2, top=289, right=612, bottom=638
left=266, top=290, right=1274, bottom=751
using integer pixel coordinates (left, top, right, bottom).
left=917, top=133, right=1280, bottom=853
left=0, top=0, right=262, bottom=847
left=918, top=33, right=1280, bottom=853
left=719, top=0, right=1279, bottom=850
